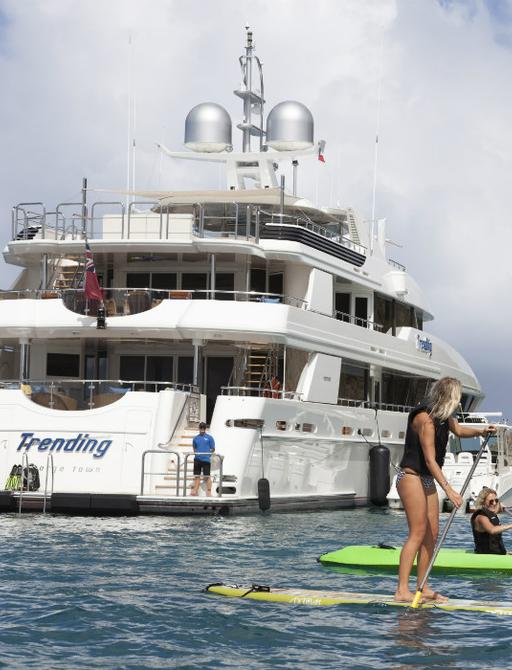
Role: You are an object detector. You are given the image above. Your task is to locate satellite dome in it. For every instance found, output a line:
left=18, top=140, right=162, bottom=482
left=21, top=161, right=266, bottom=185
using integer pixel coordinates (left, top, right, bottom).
left=184, top=102, right=232, bottom=153
left=266, top=101, right=314, bottom=151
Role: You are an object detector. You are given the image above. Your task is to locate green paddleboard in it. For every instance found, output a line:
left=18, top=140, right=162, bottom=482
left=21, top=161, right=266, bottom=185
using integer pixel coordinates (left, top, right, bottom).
left=206, top=583, right=512, bottom=615
left=319, top=545, right=512, bottom=573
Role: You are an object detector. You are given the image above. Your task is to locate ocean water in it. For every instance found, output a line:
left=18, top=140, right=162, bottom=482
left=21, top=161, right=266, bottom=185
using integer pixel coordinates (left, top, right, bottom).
left=1, top=508, right=511, bottom=669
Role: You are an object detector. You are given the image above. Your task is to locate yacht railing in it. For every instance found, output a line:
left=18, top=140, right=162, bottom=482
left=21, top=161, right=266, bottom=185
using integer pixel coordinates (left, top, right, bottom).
left=333, top=310, right=384, bottom=332
left=42, top=454, right=54, bottom=514
left=258, top=208, right=366, bottom=256
left=0, top=287, right=306, bottom=315
left=337, top=398, right=413, bottom=413
left=11, top=199, right=367, bottom=257
left=140, top=449, right=182, bottom=496
left=387, top=258, right=406, bottom=271
left=0, top=379, right=199, bottom=411
left=221, top=386, right=301, bottom=399
left=182, top=453, right=224, bottom=498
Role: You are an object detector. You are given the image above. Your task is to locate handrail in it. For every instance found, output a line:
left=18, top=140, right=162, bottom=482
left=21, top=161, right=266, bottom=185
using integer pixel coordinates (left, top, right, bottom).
left=0, top=378, right=199, bottom=394
left=157, top=394, right=191, bottom=450
left=18, top=453, right=29, bottom=515
left=43, top=454, right=54, bottom=514
left=333, top=309, right=384, bottom=332
left=140, top=449, right=181, bottom=496
left=221, top=386, right=301, bottom=400
left=0, top=287, right=308, bottom=310
left=10, top=199, right=366, bottom=255
left=183, top=453, right=224, bottom=498
left=337, top=398, right=414, bottom=413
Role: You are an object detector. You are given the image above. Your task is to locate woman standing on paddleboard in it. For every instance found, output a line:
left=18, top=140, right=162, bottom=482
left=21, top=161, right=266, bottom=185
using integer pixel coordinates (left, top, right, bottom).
left=394, top=377, right=496, bottom=603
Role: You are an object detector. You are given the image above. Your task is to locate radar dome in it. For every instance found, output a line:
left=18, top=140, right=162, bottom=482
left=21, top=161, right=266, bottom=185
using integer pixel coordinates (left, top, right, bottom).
left=266, top=101, right=314, bottom=151
left=184, top=102, right=232, bottom=153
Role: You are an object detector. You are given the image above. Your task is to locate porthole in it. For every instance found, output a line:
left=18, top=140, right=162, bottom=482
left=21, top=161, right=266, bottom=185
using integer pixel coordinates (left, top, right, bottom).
left=342, top=426, right=353, bottom=436
left=276, top=421, right=287, bottom=431
left=302, top=423, right=316, bottom=433
left=225, top=420, right=233, bottom=427
left=361, top=428, right=373, bottom=437
left=381, top=430, right=391, bottom=438
left=398, top=431, right=405, bottom=439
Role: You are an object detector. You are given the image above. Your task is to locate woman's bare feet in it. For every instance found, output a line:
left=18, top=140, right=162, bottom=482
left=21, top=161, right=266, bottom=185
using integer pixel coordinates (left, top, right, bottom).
left=422, top=589, right=448, bottom=602
left=394, top=590, right=424, bottom=604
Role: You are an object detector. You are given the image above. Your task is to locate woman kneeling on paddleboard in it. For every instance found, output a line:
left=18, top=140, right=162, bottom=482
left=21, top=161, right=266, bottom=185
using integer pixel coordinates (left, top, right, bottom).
left=394, top=377, right=496, bottom=603
left=471, top=487, right=512, bottom=554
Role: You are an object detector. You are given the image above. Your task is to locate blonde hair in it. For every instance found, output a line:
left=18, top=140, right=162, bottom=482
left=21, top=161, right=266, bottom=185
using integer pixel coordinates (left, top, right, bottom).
left=474, top=487, right=496, bottom=511
left=427, top=377, right=462, bottom=421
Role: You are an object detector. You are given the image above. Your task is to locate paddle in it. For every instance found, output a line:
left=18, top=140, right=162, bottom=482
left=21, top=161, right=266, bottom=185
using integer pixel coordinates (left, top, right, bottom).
left=411, top=432, right=492, bottom=608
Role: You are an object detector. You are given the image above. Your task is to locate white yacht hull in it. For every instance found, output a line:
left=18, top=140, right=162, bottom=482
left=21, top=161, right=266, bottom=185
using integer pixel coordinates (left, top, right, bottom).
left=0, top=388, right=405, bottom=515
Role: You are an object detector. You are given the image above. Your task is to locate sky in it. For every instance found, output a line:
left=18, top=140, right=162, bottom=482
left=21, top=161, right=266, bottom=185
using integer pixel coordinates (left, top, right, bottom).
left=0, top=0, right=511, bottom=416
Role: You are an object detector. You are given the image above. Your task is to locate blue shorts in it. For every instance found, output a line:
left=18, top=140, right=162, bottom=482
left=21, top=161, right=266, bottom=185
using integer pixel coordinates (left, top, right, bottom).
left=396, top=468, right=435, bottom=490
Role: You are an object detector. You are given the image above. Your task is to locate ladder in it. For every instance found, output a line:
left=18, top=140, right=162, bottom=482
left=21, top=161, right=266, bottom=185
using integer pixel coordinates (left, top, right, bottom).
left=346, top=209, right=361, bottom=246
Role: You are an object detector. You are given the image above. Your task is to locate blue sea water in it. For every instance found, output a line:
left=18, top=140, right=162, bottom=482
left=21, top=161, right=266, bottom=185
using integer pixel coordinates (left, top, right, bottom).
left=1, top=508, right=512, bottom=669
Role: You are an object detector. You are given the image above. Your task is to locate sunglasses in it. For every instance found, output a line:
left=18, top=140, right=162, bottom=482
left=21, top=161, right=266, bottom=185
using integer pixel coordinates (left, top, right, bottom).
left=487, top=498, right=499, bottom=505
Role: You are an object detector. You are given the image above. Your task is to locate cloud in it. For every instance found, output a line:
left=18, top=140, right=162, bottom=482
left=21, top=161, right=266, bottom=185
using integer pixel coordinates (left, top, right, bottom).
left=0, top=0, right=511, bottom=417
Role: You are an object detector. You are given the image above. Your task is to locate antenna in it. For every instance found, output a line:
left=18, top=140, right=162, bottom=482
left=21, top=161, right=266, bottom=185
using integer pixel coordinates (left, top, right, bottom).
left=126, top=33, right=134, bottom=210
left=370, top=39, right=384, bottom=255
left=235, top=26, right=265, bottom=152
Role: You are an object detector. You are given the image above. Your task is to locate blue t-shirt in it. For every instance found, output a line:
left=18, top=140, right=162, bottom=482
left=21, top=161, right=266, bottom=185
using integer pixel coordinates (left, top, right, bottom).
left=192, top=433, right=215, bottom=462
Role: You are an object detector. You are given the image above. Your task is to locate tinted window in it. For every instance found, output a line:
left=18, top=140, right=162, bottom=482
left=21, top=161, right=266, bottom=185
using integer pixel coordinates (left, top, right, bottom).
left=47, top=353, right=80, bottom=377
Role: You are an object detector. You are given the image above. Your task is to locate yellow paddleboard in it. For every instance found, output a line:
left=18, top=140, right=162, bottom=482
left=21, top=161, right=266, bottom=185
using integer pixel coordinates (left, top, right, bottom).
left=205, top=583, right=512, bottom=615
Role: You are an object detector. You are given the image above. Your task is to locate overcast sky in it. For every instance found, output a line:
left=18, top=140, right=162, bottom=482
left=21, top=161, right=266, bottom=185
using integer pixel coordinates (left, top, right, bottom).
left=0, top=0, right=511, bottom=417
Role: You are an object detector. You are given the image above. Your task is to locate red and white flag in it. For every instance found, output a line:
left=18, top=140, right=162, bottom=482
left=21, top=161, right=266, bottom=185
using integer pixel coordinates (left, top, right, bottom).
left=84, top=242, right=103, bottom=301
left=318, top=140, right=326, bottom=163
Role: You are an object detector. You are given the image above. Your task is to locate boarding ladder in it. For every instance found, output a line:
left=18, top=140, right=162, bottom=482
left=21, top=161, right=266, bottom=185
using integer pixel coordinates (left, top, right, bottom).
left=346, top=208, right=361, bottom=246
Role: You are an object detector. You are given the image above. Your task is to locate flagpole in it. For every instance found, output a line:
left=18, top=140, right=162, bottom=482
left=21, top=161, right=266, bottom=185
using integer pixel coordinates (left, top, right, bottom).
left=81, top=177, right=88, bottom=240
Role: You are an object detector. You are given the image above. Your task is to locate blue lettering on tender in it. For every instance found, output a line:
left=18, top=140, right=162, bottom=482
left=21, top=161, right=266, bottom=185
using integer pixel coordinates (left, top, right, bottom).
left=16, top=432, right=112, bottom=459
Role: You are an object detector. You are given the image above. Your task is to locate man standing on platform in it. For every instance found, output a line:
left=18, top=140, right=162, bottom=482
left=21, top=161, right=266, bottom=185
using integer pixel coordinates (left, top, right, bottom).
left=190, top=422, right=215, bottom=497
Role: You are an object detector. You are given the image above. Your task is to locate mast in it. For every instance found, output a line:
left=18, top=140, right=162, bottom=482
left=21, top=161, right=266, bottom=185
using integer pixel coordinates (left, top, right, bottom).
left=235, top=26, right=265, bottom=153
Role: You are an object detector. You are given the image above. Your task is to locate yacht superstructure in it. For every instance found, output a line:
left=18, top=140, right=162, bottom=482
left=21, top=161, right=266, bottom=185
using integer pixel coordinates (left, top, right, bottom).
left=0, top=30, right=483, bottom=515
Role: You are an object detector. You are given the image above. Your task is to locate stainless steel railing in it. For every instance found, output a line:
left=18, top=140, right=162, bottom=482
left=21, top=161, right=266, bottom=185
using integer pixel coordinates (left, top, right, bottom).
left=182, top=453, right=224, bottom=498
left=11, top=199, right=367, bottom=257
left=140, top=449, right=182, bottom=496
left=0, top=379, right=199, bottom=412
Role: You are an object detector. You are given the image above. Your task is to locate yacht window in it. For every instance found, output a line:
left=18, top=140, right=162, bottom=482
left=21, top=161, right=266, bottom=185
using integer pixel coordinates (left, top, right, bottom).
left=335, top=293, right=351, bottom=322
left=182, top=273, right=207, bottom=298
left=354, top=297, right=368, bottom=326
left=215, top=273, right=235, bottom=300
left=382, top=372, right=432, bottom=407
left=302, top=423, right=315, bottom=433
left=119, top=355, right=173, bottom=387
left=339, top=363, right=368, bottom=402
left=127, top=272, right=150, bottom=288
left=151, top=273, right=177, bottom=290
left=178, top=357, right=194, bottom=385
left=250, top=268, right=266, bottom=293
left=374, top=294, right=394, bottom=333
left=269, top=273, right=283, bottom=296
left=395, top=301, right=413, bottom=328
left=47, top=353, right=80, bottom=377
left=126, top=272, right=177, bottom=290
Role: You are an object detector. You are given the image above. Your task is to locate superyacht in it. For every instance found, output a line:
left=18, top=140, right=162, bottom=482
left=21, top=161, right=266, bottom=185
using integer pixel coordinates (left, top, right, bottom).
left=0, top=30, right=484, bottom=515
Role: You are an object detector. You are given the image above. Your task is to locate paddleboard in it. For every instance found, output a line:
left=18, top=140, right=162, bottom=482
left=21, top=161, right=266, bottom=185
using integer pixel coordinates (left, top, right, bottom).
left=319, top=545, right=512, bottom=573
left=206, top=583, right=512, bottom=615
